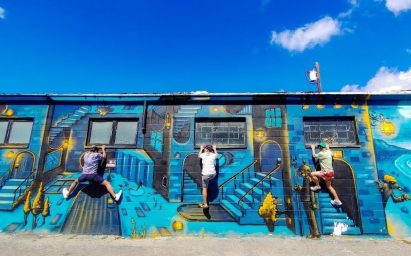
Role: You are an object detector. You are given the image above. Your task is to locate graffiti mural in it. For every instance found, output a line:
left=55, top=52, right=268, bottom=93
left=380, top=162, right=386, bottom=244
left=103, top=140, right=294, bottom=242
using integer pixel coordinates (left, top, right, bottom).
left=0, top=94, right=410, bottom=238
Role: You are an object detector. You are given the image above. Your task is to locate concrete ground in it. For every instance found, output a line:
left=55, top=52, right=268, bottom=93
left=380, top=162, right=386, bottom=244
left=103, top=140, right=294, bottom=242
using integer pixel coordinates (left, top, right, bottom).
left=0, top=234, right=410, bottom=256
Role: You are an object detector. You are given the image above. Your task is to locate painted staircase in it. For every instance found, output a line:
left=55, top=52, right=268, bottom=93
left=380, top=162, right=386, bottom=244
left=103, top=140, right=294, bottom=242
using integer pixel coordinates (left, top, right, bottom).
left=220, top=172, right=287, bottom=226
left=182, top=172, right=202, bottom=202
left=318, top=191, right=361, bottom=235
left=0, top=178, right=32, bottom=210
left=173, top=105, right=201, bottom=138
left=49, top=106, right=91, bottom=146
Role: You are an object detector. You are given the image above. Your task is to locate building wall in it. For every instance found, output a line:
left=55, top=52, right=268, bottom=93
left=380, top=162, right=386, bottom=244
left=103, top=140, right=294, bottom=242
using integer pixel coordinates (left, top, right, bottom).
left=0, top=95, right=409, bottom=238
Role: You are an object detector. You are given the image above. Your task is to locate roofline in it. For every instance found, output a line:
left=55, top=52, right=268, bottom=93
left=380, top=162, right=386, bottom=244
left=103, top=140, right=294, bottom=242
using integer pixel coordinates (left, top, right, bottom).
left=0, top=91, right=410, bottom=97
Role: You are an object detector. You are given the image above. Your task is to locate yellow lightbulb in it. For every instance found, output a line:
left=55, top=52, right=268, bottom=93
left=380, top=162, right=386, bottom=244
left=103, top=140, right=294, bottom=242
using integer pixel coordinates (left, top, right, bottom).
left=255, top=129, right=265, bottom=141
left=6, top=151, right=15, bottom=159
left=5, top=109, right=14, bottom=116
left=380, top=120, right=396, bottom=137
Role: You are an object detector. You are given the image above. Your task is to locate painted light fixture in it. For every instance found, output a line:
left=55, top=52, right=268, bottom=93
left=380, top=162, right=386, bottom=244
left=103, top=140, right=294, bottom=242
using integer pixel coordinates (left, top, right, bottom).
left=172, top=220, right=184, bottom=231
left=211, top=106, right=220, bottom=113
left=5, top=108, right=14, bottom=116
left=302, top=97, right=310, bottom=110
left=6, top=151, right=15, bottom=159
left=164, top=113, right=172, bottom=129
left=351, top=97, right=359, bottom=109
left=255, top=128, right=266, bottom=141
left=380, top=120, right=396, bottom=137
left=334, top=98, right=342, bottom=109
left=62, top=139, right=69, bottom=148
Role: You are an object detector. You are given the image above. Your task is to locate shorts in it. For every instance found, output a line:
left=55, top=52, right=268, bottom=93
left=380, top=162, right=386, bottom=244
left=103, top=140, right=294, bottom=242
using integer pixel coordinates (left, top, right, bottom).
left=77, top=174, right=104, bottom=184
left=320, top=170, right=334, bottom=181
left=201, top=174, right=216, bottom=188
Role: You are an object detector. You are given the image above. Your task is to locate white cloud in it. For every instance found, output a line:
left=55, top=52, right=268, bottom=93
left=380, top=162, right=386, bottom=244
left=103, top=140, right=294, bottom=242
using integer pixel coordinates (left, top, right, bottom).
left=0, top=7, right=5, bottom=19
left=407, top=49, right=411, bottom=55
left=386, top=0, right=411, bottom=15
left=271, top=16, right=341, bottom=52
left=341, top=67, right=411, bottom=92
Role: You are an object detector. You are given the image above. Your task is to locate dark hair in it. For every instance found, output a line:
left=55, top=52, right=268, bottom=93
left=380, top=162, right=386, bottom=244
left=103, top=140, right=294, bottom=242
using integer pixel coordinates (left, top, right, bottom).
left=90, top=146, right=99, bottom=152
left=205, top=145, right=213, bottom=151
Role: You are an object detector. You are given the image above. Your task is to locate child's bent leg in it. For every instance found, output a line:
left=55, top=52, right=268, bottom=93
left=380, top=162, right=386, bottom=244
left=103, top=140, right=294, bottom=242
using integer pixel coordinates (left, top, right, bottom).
left=101, top=180, right=116, bottom=199
left=325, top=180, right=340, bottom=201
left=67, top=179, right=79, bottom=195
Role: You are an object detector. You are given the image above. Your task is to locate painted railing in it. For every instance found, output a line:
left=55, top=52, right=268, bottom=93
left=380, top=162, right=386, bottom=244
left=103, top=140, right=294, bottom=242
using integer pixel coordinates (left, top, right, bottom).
left=12, top=169, right=36, bottom=206
left=238, top=159, right=282, bottom=210
left=218, top=160, right=258, bottom=199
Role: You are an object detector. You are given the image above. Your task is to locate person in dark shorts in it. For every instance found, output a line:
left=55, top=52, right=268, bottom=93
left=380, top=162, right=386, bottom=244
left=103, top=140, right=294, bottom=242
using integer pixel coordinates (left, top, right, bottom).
left=198, top=144, right=217, bottom=208
left=62, top=145, right=122, bottom=202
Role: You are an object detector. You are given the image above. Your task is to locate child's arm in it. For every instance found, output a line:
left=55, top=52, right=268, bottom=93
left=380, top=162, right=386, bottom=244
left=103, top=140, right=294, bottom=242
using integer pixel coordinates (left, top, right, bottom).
left=212, top=145, right=217, bottom=155
left=198, top=145, right=204, bottom=157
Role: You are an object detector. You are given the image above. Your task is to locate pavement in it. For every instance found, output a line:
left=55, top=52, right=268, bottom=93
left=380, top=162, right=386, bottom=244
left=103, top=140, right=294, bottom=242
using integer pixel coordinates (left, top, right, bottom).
left=0, top=234, right=410, bottom=256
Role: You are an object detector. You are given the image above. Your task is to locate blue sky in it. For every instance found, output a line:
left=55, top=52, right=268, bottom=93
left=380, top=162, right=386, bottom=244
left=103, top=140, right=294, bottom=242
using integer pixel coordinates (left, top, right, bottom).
left=0, top=0, right=410, bottom=93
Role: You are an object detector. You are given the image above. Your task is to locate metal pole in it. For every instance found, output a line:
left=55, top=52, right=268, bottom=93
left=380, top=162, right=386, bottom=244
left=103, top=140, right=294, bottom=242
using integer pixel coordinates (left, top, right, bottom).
left=315, top=62, right=322, bottom=93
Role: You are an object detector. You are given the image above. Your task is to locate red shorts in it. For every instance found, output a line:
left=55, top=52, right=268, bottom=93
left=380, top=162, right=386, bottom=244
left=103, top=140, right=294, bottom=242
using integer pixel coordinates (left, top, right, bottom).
left=320, top=170, right=334, bottom=181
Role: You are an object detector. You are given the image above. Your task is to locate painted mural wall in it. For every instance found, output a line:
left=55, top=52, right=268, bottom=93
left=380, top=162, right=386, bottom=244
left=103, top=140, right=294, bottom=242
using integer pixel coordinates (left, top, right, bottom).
left=0, top=95, right=409, bottom=238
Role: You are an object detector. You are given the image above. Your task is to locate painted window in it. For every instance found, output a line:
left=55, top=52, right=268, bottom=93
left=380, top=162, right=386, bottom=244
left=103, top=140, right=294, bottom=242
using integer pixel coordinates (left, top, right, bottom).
left=0, top=119, right=34, bottom=146
left=195, top=118, right=246, bottom=148
left=265, top=108, right=282, bottom=128
left=303, top=117, right=359, bottom=147
left=87, top=119, right=138, bottom=147
left=150, top=131, right=163, bottom=152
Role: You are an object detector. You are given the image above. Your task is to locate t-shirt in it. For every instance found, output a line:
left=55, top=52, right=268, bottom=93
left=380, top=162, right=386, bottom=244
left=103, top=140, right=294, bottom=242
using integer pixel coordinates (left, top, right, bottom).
left=199, top=152, right=217, bottom=175
left=82, top=152, right=103, bottom=175
left=313, top=150, right=333, bottom=171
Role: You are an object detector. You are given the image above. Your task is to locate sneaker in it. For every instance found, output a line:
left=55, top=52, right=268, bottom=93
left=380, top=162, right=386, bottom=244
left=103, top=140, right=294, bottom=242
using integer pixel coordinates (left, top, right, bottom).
left=331, top=199, right=342, bottom=206
left=198, top=203, right=209, bottom=209
left=310, top=185, right=321, bottom=191
left=62, top=188, right=69, bottom=199
left=115, top=190, right=123, bottom=202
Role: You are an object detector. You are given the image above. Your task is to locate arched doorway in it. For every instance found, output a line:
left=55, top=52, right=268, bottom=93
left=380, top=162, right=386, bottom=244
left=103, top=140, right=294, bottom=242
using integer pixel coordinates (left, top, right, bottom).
left=331, top=159, right=362, bottom=228
left=11, top=151, right=35, bottom=179
left=259, top=141, right=282, bottom=173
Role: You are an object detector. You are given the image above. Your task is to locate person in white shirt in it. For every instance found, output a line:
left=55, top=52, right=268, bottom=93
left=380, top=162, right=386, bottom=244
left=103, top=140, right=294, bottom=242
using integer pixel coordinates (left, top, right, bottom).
left=198, top=144, right=217, bottom=209
left=309, top=142, right=342, bottom=206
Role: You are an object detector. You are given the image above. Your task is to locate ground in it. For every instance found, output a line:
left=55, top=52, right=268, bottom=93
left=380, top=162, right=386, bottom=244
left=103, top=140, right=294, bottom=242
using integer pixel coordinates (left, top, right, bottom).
left=0, top=234, right=410, bottom=256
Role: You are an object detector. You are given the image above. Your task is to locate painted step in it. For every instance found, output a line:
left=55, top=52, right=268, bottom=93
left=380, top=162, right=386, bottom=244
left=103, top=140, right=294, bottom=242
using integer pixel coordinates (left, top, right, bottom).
left=234, top=188, right=261, bottom=204
left=183, top=183, right=199, bottom=189
left=221, top=200, right=242, bottom=220
left=0, top=193, right=15, bottom=199
left=226, top=195, right=251, bottom=211
left=5, top=179, right=27, bottom=186
left=320, top=207, right=342, bottom=213
left=322, top=218, right=355, bottom=227
left=183, top=188, right=201, bottom=195
left=255, top=173, right=280, bottom=181
left=321, top=213, right=350, bottom=219
left=323, top=226, right=362, bottom=235
left=239, top=183, right=263, bottom=196
left=182, top=195, right=203, bottom=202
left=249, top=178, right=273, bottom=188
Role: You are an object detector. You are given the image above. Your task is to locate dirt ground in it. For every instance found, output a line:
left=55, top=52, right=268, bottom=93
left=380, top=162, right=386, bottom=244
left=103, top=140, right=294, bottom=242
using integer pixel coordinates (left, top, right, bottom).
left=0, top=233, right=410, bottom=256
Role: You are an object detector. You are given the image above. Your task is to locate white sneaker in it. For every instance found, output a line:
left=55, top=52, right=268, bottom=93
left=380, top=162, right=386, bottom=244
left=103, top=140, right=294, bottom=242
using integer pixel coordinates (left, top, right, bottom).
left=115, top=190, right=123, bottom=202
left=310, top=185, right=321, bottom=191
left=62, top=188, right=69, bottom=199
left=331, top=199, right=342, bottom=206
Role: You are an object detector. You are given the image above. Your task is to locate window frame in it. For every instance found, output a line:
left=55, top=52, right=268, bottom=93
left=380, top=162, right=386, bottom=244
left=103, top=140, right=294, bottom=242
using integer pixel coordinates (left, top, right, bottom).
left=302, top=116, right=360, bottom=148
left=0, top=118, right=34, bottom=148
left=194, top=117, right=247, bottom=149
left=86, top=118, right=139, bottom=148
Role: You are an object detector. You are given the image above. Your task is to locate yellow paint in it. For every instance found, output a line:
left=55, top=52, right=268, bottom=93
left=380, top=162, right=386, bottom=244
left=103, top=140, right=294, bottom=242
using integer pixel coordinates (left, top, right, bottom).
left=164, top=113, right=172, bottom=129
left=351, top=102, right=359, bottom=108
left=383, top=174, right=397, bottom=183
left=255, top=128, right=265, bottom=141
left=258, top=192, right=277, bottom=222
left=332, top=150, right=344, bottom=159
left=5, top=108, right=14, bottom=116
left=172, top=220, right=184, bottom=231
left=380, top=120, right=396, bottom=137
left=211, top=106, right=220, bottom=113
left=23, top=191, right=32, bottom=215
left=6, top=151, right=15, bottom=159
left=302, top=104, right=309, bottom=110
left=333, top=103, right=342, bottom=109
left=316, top=104, right=324, bottom=109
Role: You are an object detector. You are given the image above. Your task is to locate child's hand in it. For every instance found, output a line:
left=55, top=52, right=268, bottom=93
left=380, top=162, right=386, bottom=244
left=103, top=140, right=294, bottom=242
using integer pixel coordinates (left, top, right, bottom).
left=311, top=145, right=316, bottom=150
